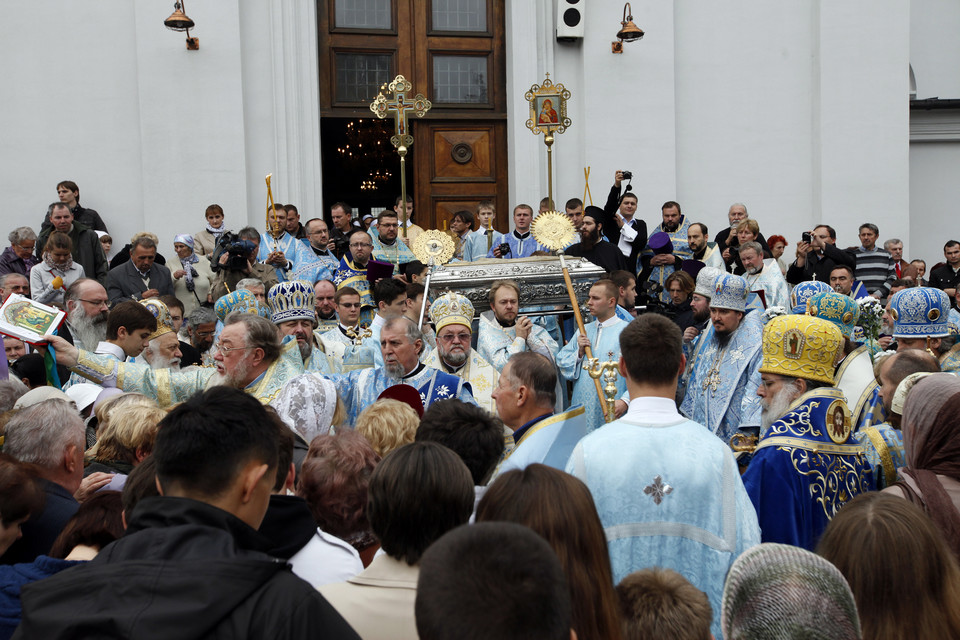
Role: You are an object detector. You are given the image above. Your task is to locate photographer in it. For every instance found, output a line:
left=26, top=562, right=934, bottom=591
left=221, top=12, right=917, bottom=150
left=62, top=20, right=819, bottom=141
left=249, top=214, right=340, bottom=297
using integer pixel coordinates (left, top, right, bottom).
left=486, top=204, right=547, bottom=258
left=785, top=224, right=856, bottom=285
left=209, top=226, right=279, bottom=302
left=601, top=170, right=647, bottom=273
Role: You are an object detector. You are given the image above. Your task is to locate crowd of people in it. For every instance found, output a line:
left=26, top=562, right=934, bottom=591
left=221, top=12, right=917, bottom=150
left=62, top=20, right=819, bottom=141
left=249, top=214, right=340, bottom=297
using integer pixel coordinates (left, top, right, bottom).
left=1, top=176, right=960, bottom=639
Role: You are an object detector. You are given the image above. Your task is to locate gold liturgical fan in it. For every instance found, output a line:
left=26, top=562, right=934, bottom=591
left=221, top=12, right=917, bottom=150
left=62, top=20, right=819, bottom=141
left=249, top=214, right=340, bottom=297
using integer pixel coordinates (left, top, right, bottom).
left=412, top=230, right=456, bottom=266
left=412, top=230, right=456, bottom=326
left=530, top=211, right=614, bottom=421
left=530, top=210, right=577, bottom=252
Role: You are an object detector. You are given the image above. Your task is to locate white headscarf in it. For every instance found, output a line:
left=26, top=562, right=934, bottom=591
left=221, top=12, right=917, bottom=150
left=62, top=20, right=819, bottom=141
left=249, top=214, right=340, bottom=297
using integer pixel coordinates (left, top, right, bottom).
left=271, top=374, right=339, bottom=444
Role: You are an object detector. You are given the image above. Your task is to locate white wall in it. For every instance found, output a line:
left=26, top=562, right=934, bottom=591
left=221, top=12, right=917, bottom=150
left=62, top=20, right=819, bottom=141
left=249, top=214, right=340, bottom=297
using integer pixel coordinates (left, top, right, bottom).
left=908, top=0, right=960, bottom=269
left=911, top=0, right=960, bottom=100
left=0, top=1, right=319, bottom=261
left=0, top=0, right=917, bottom=271
left=910, top=140, right=960, bottom=267
left=522, top=0, right=911, bottom=264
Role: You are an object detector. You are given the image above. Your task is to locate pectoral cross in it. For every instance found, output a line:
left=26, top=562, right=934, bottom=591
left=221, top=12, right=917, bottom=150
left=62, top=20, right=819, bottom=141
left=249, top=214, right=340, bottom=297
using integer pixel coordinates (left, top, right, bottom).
left=702, top=369, right=722, bottom=396
left=370, top=75, right=432, bottom=238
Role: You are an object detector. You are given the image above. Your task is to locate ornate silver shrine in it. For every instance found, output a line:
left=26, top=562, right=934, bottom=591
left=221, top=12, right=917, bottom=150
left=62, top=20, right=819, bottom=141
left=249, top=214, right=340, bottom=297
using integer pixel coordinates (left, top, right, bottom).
left=429, top=256, right=605, bottom=314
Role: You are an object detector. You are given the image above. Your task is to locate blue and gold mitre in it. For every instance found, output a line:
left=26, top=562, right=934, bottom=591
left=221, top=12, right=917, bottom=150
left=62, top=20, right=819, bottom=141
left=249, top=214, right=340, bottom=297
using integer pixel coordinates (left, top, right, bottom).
left=790, top=281, right=832, bottom=314
left=760, top=315, right=843, bottom=385
left=806, top=291, right=859, bottom=339
left=268, top=280, right=316, bottom=324
left=215, top=289, right=262, bottom=322
left=694, top=266, right=725, bottom=298
left=429, top=292, right=475, bottom=333
left=140, top=298, right=174, bottom=341
left=891, top=286, right=950, bottom=339
left=712, top=273, right=749, bottom=312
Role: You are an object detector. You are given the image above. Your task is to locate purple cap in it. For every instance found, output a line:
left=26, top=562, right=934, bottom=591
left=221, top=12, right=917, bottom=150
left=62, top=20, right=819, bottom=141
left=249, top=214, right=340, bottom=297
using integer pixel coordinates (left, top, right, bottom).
left=648, top=231, right=674, bottom=254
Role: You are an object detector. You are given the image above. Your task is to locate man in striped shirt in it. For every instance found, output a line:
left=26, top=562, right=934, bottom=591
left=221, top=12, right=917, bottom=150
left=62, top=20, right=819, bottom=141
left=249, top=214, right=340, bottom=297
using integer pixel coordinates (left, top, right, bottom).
left=850, top=223, right=896, bottom=298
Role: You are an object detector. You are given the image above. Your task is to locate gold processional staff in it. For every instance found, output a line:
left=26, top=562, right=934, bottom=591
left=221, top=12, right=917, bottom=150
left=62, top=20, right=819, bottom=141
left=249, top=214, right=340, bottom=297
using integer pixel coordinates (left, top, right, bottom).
left=531, top=212, right=617, bottom=422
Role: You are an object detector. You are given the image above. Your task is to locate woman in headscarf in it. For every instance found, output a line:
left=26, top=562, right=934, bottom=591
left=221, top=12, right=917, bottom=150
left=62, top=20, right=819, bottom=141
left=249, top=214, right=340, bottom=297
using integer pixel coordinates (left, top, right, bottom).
left=884, top=372, right=960, bottom=559
left=171, top=234, right=214, bottom=317
left=29, top=232, right=84, bottom=307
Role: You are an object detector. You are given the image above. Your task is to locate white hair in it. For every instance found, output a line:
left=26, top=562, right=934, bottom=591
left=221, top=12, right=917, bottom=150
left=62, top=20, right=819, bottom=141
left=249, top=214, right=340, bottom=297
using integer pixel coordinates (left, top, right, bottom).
left=4, top=399, right=84, bottom=469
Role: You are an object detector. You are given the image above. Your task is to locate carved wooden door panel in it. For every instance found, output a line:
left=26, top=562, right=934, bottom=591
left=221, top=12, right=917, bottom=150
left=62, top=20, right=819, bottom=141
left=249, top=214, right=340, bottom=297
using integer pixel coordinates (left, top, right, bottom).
left=415, top=121, right=508, bottom=234
left=317, top=0, right=508, bottom=231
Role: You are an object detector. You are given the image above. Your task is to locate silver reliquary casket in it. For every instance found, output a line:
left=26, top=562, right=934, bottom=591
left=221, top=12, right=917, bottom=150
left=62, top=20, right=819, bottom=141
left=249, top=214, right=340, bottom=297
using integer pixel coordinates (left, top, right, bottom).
left=428, top=256, right=606, bottom=314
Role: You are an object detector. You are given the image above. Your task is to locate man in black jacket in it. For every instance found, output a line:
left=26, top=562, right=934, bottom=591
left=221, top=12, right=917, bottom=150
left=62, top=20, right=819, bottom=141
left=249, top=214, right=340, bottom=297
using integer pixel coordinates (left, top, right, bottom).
left=786, top=224, right=856, bottom=285
left=601, top=170, right=647, bottom=273
left=15, top=387, right=360, bottom=640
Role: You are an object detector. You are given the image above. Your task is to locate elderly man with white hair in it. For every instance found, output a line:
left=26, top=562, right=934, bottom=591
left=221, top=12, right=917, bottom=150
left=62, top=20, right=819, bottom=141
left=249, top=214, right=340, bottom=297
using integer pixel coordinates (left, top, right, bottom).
left=0, top=400, right=86, bottom=564
left=422, top=292, right=498, bottom=413
left=741, top=315, right=873, bottom=549
left=137, top=299, right=183, bottom=371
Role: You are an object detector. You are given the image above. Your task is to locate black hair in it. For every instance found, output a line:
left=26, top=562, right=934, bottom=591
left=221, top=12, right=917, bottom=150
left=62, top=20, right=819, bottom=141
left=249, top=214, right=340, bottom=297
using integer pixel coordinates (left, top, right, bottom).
left=416, top=399, right=506, bottom=485
left=153, top=387, right=278, bottom=499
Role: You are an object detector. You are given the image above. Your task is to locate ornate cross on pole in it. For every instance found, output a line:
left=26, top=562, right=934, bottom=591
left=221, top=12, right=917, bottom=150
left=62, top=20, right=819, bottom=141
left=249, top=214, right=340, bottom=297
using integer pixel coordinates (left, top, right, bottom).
left=370, top=75, right=432, bottom=238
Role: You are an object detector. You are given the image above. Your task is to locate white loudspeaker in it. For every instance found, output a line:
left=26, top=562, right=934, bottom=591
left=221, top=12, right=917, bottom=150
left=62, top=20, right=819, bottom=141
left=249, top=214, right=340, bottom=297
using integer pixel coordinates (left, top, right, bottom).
left=556, top=0, right=584, bottom=41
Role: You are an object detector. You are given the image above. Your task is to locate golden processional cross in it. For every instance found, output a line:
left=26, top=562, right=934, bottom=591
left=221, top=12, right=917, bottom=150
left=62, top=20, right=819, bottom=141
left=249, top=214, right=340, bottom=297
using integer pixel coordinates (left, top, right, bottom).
left=370, top=75, right=432, bottom=238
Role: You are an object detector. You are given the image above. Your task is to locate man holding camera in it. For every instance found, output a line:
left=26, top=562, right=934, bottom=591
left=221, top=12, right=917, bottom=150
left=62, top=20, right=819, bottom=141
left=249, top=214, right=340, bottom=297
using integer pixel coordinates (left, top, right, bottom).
left=601, top=170, right=647, bottom=273
left=486, top=204, right=548, bottom=259
left=210, top=227, right=280, bottom=302
left=785, top=224, right=856, bottom=286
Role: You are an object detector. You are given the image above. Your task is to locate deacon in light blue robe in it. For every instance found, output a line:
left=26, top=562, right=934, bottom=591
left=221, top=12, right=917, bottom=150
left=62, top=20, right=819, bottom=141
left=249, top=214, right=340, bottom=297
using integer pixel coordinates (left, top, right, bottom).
left=477, top=311, right=559, bottom=372
left=485, top=231, right=548, bottom=259
left=557, top=316, right=627, bottom=433
left=463, top=228, right=503, bottom=262
left=258, top=230, right=315, bottom=282
left=319, top=363, right=476, bottom=427
left=680, top=310, right=764, bottom=445
left=497, top=405, right=586, bottom=475
left=566, top=398, right=761, bottom=639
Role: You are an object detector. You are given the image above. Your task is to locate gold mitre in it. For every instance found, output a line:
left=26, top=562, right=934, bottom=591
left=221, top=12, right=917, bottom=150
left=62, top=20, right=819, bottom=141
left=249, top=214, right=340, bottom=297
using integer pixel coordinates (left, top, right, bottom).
left=140, top=298, right=174, bottom=341
left=759, top=315, right=843, bottom=386
left=429, top=292, right=475, bottom=333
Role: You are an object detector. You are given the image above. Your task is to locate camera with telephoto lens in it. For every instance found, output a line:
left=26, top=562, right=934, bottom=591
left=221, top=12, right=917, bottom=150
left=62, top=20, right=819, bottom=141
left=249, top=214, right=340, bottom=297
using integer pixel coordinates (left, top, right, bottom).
left=210, top=232, right=257, bottom=273
left=498, top=242, right=511, bottom=257
left=636, top=281, right=674, bottom=318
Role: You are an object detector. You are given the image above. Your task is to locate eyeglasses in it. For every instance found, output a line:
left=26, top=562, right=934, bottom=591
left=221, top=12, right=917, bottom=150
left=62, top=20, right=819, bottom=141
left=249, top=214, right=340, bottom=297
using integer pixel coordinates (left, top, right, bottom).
left=349, top=242, right=373, bottom=249
left=79, top=299, right=111, bottom=309
left=339, top=302, right=362, bottom=308
left=194, top=330, right=216, bottom=338
left=16, top=243, right=35, bottom=251
left=214, top=340, right=256, bottom=355
left=438, top=332, right=472, bottom=343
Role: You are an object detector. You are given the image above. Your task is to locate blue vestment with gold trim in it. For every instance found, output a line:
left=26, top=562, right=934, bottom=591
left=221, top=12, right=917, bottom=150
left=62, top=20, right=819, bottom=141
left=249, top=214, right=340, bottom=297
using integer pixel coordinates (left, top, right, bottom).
left=742, top=388, right=873, bottom=550
left=333, top=257, right=375, bottom=326
left=320, top=364, right=476, bottom=427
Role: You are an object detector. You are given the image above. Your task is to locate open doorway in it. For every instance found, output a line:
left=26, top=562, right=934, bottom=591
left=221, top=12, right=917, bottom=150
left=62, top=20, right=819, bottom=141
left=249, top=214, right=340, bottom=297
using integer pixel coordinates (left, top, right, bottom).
left=320, top=117, right=410, bottom=223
